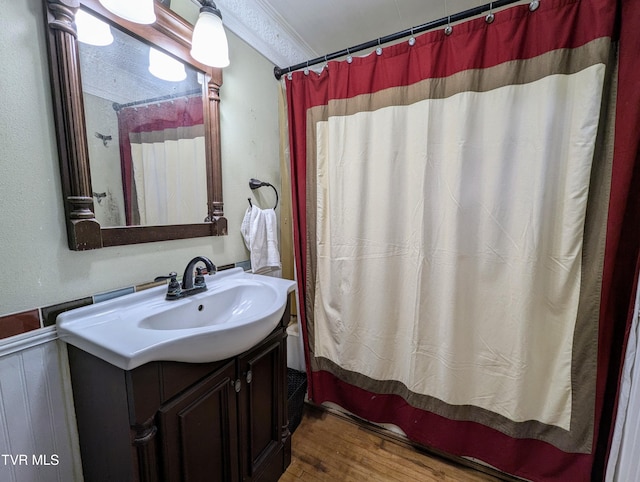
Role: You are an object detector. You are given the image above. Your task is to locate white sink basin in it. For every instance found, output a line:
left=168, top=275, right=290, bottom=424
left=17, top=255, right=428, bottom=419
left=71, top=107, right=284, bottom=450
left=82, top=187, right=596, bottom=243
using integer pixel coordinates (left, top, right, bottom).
left=57, top=268, right=296, bottom=370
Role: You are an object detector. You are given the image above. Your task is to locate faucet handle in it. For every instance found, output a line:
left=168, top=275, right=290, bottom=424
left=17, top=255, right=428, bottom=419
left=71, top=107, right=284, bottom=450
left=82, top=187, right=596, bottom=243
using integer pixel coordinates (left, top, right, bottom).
left=194, top=267, right=206, bottom=288
left=154, top=272, right=182, bottom=299
left=154, top=272, right=178, bottom=283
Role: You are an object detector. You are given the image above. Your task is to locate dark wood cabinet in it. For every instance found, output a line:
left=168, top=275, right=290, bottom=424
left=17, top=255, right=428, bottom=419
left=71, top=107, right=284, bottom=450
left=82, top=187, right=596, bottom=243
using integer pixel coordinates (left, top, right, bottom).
left=67, top=302, right=291, bottom=482
left=237, top=333, right=287, bottom=481
left=158, top=361, right=239, bottom=482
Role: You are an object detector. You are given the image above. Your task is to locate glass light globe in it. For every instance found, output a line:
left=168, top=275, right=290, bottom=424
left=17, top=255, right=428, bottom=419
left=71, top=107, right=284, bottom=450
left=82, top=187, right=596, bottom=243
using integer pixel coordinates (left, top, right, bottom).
left=190, top=11, right=230, bottom=68
left=76, top=9, right=114, bottom=46
left=148, top=48, right=187, bottom=82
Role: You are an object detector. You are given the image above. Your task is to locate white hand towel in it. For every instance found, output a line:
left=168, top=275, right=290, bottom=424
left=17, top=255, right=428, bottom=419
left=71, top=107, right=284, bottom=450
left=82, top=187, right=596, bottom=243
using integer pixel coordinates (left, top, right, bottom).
left=241, top=206, right=252, bottom=249
left=241, top=205, right=281, bottom=277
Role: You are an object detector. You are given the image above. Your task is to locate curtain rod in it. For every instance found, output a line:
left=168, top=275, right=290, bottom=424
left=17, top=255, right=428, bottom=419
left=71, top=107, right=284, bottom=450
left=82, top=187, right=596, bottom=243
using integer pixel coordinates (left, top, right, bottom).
left=273, top=0, right=530, bottom=80
left=112, top=88, right=202, bottom=111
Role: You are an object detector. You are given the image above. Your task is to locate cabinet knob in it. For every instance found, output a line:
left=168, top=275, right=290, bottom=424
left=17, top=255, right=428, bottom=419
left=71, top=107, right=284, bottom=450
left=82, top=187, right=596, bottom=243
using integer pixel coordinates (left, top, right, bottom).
left=246, top=370, right=252, bottom=384
left=234, top=379, right=242, bottom=393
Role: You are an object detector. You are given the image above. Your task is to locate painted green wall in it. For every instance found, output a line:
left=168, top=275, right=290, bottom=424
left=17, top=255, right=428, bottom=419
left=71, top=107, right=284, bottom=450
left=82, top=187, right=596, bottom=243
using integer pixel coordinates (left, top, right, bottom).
left=0, top=0, right=280, bottom=316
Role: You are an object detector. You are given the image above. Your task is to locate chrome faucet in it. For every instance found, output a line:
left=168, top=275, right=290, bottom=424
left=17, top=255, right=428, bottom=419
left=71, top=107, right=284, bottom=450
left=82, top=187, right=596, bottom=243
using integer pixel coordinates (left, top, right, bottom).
left=154, top=256, right=217, bottom=300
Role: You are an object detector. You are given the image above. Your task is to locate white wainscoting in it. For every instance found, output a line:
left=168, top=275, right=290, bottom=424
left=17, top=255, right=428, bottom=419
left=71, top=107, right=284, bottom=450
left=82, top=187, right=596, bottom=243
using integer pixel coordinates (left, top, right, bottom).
left=0, top=328, right=82, bottom=481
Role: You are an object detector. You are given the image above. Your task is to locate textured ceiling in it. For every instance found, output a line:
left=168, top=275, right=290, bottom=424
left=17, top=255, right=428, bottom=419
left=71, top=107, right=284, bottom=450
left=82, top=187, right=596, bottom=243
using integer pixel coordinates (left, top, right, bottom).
left=259, top=0, right=478, bottom=55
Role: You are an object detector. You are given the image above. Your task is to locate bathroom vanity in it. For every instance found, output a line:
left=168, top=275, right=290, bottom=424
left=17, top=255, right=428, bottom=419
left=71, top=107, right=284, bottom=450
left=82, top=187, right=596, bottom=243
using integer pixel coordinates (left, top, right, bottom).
left=67, top=301, right=291, bottom=482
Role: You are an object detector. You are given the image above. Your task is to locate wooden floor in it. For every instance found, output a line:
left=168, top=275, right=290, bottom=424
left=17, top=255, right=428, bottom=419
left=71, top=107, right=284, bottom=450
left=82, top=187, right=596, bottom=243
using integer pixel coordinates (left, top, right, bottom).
left=280, top=406, right=504, bottom=482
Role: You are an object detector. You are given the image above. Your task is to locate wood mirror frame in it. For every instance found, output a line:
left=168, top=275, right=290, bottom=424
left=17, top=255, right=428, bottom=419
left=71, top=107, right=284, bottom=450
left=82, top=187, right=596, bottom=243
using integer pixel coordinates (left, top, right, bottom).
left=44, top=0, right=227, bottom=250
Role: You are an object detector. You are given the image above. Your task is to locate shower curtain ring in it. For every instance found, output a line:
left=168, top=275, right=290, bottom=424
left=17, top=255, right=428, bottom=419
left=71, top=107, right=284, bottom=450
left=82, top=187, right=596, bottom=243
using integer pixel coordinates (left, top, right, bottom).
left=376, top=38, right=383, bottom=55
left=485, top=2, right=495, bottom=23
left=346, top=48, right=353, bottom=64
left=409, top=28, right=416, bottom=46
left=529, top=0, right=540, bottom=11
left=304, top=61, right=310, bottom=75
left=444, top=16, right=453, bottom=35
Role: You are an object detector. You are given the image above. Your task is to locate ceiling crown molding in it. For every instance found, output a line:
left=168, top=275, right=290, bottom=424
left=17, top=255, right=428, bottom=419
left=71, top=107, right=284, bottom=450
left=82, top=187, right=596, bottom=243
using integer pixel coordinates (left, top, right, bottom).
left=214, top=0, right=318, bottom=69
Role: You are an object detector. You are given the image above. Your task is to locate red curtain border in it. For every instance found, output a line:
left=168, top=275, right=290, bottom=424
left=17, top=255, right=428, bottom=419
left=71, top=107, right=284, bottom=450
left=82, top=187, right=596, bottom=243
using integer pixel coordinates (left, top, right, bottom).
left=594, top=0, right=640, bottom=475
left=312, top=371, right=593, bottom=481
left=287, top=0, right=614, bottom=108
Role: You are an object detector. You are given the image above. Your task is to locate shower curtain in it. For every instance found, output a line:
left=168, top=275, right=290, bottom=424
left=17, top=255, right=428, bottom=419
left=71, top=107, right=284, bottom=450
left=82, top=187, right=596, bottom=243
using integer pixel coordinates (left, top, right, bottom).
left=285, top=0, right=640, bottom=480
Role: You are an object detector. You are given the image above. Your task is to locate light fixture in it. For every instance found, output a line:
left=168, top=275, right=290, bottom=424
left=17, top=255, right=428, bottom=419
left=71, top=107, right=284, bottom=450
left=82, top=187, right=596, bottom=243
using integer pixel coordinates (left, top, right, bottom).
left=148, top=47, right=187, bottom=82
left=75, top=9, right=114, bottom=46
left=99, top=0, right=156, bottom=25
left=190, top=1, right=230, bottom=68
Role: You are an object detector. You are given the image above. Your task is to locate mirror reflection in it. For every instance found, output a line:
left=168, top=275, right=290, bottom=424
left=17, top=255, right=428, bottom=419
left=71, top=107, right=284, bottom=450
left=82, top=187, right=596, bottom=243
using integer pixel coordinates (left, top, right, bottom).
left=78, top=8, right=208, bottom=228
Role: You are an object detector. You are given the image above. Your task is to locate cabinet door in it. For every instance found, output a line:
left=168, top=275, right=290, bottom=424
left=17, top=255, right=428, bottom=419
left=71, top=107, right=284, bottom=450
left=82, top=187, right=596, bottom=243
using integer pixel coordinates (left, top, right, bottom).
left=158, top=361, right=239, bottom=482
left=237, top=331, right=285, bottom=481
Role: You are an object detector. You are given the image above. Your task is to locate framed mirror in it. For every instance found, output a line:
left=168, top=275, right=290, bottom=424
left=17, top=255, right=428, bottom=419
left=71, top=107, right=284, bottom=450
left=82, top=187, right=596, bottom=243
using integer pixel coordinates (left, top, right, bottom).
left=44, top=0, right=227, bottom=250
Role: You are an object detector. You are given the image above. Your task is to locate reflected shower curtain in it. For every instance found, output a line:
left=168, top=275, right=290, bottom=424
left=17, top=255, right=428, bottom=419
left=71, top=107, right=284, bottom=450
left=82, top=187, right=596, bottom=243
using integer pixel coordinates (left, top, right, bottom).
left=130, top=131, right=207, bottom=225
left=285, top=0, right=640, bottom=480
left=116, top=96, right=204, bottom=225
